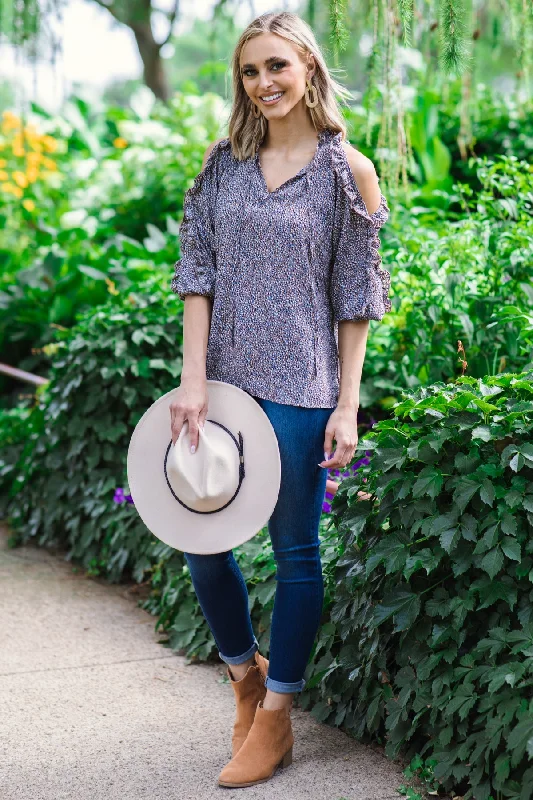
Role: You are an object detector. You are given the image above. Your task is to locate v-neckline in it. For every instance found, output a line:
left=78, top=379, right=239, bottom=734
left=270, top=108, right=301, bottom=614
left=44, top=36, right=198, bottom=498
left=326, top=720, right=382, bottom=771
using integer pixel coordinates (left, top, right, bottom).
left=254, top=129, right=328, bottom=196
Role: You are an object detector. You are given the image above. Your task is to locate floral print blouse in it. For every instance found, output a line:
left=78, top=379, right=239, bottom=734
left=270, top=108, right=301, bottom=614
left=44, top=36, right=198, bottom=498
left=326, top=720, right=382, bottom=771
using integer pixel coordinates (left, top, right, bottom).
left=171, top=128, right=391, bottom=408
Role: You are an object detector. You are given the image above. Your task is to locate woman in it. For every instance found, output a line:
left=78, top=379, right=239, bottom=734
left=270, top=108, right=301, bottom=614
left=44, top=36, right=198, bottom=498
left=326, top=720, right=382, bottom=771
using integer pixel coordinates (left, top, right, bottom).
left=169, top=10, right=391, bottom=789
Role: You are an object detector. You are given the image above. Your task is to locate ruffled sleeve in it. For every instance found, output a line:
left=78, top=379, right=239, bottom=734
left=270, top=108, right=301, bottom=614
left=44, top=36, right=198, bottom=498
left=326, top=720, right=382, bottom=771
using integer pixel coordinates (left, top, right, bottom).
left=329, top=137, right=391, bottom=322
left=171, top=139, right=228, bottom=300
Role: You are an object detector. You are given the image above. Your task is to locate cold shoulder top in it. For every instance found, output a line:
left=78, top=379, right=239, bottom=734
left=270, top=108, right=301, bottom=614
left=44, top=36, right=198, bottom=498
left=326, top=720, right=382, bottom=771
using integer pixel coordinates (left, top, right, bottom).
left=171, top=127, right=391, bottom=408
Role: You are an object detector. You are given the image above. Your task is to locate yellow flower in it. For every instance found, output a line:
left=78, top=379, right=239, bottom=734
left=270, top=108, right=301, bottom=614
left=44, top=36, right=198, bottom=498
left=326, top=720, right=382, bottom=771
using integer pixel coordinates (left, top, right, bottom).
left=113, top=137, right=128, bottom=149
left=41, top=135, right=58, bottom=153
left=22, top=198, right=35, bottom=212
left=1, top=182, right=23, bottom=198
left=1, top=111, right=21, bottom=132
left=12, top=171, right=29, bottom=188
left=26, top=152, right=41, bottom=166
left=0, top=158, right=6, bottom=167
left=41, top=156, right=57, bottom=171
left=26, top=167, right=40, bottom=183
left=12, top=146, right=26, bottom=158
left=0, top=170, right=8, bottom=180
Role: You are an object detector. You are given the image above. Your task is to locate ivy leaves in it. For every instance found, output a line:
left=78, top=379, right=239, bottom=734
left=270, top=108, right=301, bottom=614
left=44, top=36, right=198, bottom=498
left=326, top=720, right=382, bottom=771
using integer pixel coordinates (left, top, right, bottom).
left=304, top=370, right=533, bottom=799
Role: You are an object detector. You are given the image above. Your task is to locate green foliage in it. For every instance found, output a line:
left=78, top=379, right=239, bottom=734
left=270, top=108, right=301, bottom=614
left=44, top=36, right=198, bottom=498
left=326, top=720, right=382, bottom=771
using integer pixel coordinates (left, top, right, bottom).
left=0, top=92, right=224, bottom=378
left=3, top=285, right=184, bottom=577
left=0, top=403, right=32, bottom=519
left=360, top=155, right=533, bottom=411
left=301, top=371, right=533, bottom=800
left=1, top=287, right=343, bottom=668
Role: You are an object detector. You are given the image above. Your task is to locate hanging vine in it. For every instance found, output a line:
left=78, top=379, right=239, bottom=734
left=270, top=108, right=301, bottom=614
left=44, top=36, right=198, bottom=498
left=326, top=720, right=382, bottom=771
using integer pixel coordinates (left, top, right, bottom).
left=1, top=0, right=532, bottom=197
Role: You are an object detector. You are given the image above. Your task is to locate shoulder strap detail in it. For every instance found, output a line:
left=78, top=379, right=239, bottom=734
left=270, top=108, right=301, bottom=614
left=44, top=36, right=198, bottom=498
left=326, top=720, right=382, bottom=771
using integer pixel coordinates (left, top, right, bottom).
left=329, top=132, right=392, bottom=315
left=329, top=132, right=389, bottom=228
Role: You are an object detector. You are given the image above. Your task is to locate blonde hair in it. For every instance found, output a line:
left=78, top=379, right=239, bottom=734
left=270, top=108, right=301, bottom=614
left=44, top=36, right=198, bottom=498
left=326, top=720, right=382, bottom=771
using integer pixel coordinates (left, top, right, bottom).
left=227, top=11, right=355, bottom=160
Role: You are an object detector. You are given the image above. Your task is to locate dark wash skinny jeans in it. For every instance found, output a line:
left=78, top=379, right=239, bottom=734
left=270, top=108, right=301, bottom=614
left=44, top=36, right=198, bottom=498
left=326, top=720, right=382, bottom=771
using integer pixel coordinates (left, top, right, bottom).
left=183, top=395, right=332, bottom=694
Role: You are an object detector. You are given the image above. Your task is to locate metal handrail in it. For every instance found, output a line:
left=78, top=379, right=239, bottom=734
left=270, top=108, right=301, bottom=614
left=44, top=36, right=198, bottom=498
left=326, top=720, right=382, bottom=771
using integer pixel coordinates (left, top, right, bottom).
left=0, top=363, right=49, bottom=386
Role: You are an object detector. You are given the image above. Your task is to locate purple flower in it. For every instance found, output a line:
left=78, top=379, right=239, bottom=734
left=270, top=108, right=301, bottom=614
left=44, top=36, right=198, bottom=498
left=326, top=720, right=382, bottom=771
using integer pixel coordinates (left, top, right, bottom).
left=114, top=487, right=135, bottom=505
left=113, top=488, right=125, bottom=504
left=322, top=500, right=332, bottom=514
left=325, top=491, right=335, bottom=500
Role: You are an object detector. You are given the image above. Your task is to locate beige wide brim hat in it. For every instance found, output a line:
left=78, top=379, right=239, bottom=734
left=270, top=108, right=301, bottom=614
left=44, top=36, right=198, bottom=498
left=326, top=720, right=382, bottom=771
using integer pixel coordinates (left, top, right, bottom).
left=126, top=380, right=281, bottom=554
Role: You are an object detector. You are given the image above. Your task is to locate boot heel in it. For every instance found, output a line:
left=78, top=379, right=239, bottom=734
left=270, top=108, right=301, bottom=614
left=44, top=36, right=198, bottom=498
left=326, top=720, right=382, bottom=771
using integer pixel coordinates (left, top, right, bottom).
left=279, top=746, right=293, bottom=768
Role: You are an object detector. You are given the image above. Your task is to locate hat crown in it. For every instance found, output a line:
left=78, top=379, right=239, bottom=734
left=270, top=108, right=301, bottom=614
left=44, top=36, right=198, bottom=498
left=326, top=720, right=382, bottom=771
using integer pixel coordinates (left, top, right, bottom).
left=166, top=420, right=241, bottom=513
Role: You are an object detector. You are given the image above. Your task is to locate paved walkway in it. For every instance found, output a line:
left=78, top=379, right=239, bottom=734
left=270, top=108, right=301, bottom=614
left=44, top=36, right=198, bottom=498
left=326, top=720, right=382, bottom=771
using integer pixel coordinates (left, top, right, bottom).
left=0, top=524, right=407, bottom=800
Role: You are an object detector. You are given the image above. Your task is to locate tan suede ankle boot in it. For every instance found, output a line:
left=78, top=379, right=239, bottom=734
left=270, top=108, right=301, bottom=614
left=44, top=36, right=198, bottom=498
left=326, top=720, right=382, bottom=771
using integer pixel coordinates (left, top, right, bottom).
left=227, top=652, right=269, bottom=758
left=218, top=699, right=294, bottom=788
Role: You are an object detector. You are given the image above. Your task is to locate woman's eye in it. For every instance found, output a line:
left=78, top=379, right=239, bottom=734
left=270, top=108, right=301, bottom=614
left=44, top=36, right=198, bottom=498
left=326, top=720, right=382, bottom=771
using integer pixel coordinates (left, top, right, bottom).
left=242, top=62, right=286, bottom=77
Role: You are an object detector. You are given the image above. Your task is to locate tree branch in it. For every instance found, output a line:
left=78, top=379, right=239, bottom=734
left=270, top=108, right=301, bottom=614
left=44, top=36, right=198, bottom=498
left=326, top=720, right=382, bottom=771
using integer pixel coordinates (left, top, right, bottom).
left=91, top=0, right=129, bottom=26
left=157, top=0, right=180, bottom=50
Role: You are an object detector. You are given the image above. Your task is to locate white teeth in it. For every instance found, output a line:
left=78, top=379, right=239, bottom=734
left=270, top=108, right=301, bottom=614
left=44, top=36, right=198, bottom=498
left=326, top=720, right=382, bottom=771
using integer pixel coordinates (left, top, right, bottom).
left=261, top=92, right=283, bottom=102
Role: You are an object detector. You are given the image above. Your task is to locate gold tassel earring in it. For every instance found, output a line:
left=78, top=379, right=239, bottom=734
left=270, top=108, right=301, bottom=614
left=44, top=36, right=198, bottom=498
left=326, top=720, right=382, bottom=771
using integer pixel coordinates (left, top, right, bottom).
left=304, top=79, right=318, bottom=108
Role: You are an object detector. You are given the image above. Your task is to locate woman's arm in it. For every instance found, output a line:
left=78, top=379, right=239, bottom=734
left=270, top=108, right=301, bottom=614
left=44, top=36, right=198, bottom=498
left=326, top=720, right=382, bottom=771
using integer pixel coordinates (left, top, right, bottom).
left=319, top=320, right=367, bottom=470
left=337, top=319, right=369, bottom=411
left=169, top=141, right=220, bottom=450
left=181, top=294, right=213, bottom=382
left=319, top=149, right=382, bottom=471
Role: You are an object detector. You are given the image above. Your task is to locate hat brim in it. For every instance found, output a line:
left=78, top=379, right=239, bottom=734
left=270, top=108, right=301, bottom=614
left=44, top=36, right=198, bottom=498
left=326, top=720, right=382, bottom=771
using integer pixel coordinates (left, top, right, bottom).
left=127, top=380, right=281, bottom=554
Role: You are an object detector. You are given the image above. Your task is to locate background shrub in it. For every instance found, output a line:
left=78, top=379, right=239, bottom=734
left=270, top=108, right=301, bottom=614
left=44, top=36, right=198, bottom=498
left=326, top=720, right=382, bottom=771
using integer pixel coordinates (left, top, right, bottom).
left=1, top=285, right=344, bottom=670
left=300, top=371, right=533, bottom=800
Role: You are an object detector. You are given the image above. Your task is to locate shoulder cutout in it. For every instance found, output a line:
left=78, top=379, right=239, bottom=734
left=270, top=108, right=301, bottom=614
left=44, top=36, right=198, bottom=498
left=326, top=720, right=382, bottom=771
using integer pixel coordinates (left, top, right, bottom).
left=330, top=133, right=389, bottom=226
left=342, top=144, right=382, bottom=217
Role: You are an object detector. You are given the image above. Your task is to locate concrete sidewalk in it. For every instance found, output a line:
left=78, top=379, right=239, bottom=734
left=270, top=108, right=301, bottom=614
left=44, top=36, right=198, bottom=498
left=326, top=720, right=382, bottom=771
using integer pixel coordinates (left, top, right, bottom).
left=0, top=524, right=406, bottom=800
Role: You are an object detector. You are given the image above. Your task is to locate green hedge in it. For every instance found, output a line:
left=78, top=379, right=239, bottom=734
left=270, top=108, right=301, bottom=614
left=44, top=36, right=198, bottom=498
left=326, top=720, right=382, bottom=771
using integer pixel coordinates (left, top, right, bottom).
left=3, top=286, right=183, bottom=572
left=300, top=371, right=533, bottom=800
left=0, top=287, right=343, bottom=666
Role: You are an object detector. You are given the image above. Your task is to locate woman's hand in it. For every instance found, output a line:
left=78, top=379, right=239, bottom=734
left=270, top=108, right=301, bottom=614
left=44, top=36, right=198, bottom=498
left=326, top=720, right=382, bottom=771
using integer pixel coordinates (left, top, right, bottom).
left=318, top=404, right=358, bottom=470
left=169, top=377, right=209, bottom=451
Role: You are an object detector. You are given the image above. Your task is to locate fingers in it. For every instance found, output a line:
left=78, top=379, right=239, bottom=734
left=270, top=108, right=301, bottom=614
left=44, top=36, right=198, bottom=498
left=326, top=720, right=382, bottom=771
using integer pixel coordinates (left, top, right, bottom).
left=317, top=427, right=335, bottom=467
left=198, top=408, right=208, bottom=430
left=188, top=419, right=199, bottom=452
left=170, top=406, right=184, bottom=447
left=319, top=438, right=359, bottom=470
left=169, top=406, right=207, bottom=451
left=323, top=444, right=352, bottom=471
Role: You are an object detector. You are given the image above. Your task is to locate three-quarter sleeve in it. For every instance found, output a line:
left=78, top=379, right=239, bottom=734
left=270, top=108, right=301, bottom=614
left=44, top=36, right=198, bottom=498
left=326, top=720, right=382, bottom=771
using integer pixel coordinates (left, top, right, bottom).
left=171, top=142, right=223, bottom=300
left=329, top=142, right=391, bottom=322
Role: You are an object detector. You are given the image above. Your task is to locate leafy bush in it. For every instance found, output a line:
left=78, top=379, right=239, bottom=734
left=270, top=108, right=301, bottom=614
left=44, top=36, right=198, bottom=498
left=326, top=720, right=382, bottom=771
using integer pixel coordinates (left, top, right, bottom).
left=0, top=404, right=32, bottom=517
left=360, top=156, right=533, bottom=411
left=1, top=285, right=344, bottom=670
left=0, top=92, right=224, bottom=379
left=301, top=371, right=533, bottom=800
left=3, top=286, right=183, bottom=571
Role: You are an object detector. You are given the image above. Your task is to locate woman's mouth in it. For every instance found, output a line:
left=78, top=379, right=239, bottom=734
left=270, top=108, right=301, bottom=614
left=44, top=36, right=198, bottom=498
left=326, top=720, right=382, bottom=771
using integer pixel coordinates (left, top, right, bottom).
left=259, top=91, right=284, bottom=106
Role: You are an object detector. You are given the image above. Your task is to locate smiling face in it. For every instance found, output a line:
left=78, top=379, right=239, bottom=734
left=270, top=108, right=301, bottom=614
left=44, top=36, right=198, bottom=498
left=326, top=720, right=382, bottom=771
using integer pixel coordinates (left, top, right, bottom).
left=239, top=32, right=315, bottom=118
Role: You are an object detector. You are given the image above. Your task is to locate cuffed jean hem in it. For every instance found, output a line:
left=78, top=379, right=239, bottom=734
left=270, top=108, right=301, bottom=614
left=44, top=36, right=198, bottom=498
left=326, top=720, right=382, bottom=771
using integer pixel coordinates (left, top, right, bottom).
left=265, top=676, right=306, bottom=694
left=218, top=636, right=259, bottom=666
